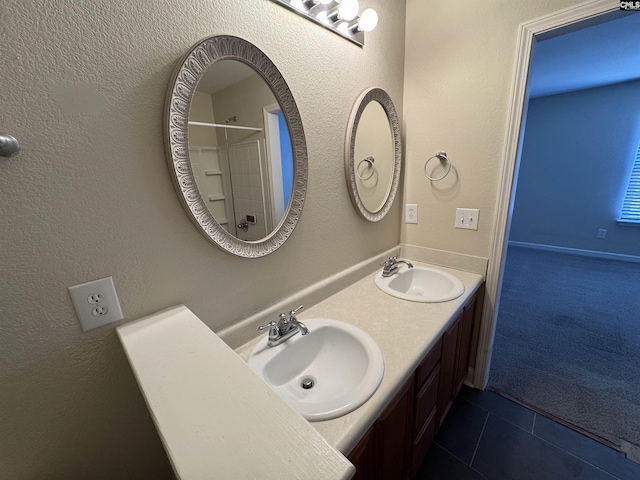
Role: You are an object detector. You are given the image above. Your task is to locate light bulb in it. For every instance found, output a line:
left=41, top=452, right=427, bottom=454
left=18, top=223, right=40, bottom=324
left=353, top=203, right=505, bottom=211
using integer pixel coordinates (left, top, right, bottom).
left=336, top=21, right=350, bottom=34
left=358, top=8, right=378, bottom=32
left=290, top=0, right=305, bottom=11
left=338, top=0, right=359, bottom=21
left=316, top=10, right=330, bottom=24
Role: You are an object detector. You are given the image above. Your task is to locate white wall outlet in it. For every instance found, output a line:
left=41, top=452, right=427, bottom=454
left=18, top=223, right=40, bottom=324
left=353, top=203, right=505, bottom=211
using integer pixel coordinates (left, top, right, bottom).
left=596, top=229, right=608, bottom=239
left=68, top=277, right=123, bottom=332
left=405, top=204, right=418, bottom=224
left=455, top=208, right=480, bottom=230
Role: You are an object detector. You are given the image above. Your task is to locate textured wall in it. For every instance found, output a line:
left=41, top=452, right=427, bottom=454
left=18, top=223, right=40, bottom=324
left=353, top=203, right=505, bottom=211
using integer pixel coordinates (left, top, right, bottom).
left=510, top=80, right=640, bottom=256
left=402, top=0, right=580, bottom=258
left=0, top=0, right=406, bottom=477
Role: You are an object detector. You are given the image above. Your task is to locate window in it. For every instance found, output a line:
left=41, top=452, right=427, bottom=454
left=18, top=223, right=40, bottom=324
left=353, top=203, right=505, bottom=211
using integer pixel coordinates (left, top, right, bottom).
left=619, top=141, right=640, bottom=225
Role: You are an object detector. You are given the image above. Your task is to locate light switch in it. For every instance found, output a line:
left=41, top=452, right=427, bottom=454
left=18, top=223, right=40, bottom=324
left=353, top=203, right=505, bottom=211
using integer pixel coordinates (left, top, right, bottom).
left=455, top=208, right=479, bottom=230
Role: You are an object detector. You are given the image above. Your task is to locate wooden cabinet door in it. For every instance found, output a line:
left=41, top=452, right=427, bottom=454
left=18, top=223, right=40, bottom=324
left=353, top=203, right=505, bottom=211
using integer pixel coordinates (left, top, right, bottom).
left=348, top=425, right=376, bottom=480
left=436, top=312, right=460, bottom=429
left=454, top=298, right=476, bottom=395
left=374, top=375, right=414, bottom=480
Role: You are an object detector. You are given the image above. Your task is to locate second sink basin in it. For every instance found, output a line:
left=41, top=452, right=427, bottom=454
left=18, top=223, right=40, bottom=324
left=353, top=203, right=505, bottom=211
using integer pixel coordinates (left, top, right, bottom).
left=375, top=265, right=465, bottom=303
left=247, top=318, right=384, bottom=421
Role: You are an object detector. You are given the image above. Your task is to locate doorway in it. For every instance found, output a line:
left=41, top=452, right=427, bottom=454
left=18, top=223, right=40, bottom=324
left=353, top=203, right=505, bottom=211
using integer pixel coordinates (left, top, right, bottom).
left=475, top=0, right=640, bottom=461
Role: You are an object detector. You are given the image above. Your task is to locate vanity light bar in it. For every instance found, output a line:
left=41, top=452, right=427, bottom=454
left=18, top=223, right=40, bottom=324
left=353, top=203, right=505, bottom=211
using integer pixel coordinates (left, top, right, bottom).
left=269, top=0, right=378, bottom=47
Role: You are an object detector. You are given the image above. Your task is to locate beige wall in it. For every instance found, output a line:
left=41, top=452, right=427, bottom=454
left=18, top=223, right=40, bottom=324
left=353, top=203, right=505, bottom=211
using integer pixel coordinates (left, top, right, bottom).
left=402, top=0, right=579, bottom=258
left=0, top=0, right=406, bottom=477
left=188, top=91, right=218, bottom=147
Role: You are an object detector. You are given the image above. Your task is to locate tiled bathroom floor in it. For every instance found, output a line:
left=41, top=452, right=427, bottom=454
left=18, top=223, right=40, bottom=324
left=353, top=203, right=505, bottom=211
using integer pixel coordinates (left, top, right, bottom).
left=415, top=386, right=640, bottom=480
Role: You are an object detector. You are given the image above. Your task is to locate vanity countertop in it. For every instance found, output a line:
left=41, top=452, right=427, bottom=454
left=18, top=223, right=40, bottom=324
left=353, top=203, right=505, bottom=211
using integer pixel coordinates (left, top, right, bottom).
left=235, top=261, right=484, bottom=455
left=117, top=305, right=355, bottom=480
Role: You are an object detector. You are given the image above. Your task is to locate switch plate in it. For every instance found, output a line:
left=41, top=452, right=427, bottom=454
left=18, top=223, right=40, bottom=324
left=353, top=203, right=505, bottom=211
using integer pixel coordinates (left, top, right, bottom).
left=455, top=208, right=480, bottom=230
left=69, top=277, right=123, bottom=331
left=405, top=204, right=418, bottom=224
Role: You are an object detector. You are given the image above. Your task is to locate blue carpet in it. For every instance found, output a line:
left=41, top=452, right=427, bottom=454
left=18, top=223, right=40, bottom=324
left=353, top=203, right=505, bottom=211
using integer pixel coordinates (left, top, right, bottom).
left=488, top=246, right=640, bottom=455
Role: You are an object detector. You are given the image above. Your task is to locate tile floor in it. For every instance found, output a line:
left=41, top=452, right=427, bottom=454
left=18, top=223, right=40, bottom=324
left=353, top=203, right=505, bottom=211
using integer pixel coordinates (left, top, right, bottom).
left=415, top=386, right=640, bottom=480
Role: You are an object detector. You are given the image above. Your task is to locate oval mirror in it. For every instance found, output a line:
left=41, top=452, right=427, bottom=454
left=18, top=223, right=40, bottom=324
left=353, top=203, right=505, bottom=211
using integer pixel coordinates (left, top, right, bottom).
left=165, top=35, right=307, bottom=257
left=345, top=88, right=401, bottom=222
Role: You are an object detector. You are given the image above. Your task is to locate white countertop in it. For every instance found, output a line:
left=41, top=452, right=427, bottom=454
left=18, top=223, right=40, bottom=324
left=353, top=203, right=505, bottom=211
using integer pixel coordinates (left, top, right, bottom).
left=236, top=261, right=484, bottom=455
left=117, top=305, right=355, bottom=480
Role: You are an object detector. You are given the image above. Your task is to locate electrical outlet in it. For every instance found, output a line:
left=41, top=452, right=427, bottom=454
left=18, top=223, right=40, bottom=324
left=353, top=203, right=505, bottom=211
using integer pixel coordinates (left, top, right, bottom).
left=455, top=208, right=480, bottom=230
left=69, top=277, right=123, bottom=331
left=596, top=229, right=608, bottom=239
left=405, top=204, right=418, bottom=224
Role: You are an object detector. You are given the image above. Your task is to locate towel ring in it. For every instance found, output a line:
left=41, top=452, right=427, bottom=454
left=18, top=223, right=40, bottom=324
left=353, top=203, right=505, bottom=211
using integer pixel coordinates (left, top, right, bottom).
left=424, top=151, right=451, bottom=181
left=356, top=156, right=376, bottom=181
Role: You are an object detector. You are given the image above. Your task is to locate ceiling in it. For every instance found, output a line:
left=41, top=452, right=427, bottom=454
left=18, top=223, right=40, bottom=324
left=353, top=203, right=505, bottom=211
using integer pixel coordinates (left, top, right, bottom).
left=528, top=12, right=640, bottom=97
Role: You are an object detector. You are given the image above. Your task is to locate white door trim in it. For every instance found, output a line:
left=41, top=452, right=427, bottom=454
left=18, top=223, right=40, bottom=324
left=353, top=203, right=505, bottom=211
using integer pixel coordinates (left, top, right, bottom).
left=473, top=0, right=620, bottom=389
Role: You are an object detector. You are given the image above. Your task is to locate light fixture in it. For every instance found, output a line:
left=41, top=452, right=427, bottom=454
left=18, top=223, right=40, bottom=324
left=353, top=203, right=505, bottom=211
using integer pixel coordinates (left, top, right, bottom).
left=338, top=0, right=359, bottom=21
left=351, top=7, right=378, bottom=33
left=269, top=0, right=378, bottom=47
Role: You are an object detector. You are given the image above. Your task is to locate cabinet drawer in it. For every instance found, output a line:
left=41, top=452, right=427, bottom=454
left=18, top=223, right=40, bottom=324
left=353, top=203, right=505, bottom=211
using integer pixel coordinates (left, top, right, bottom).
left=411, top=406, right=437, bottom=477
left=414, top=363, right=439, bottom=433
left=415, top=337, right=442, bottom=389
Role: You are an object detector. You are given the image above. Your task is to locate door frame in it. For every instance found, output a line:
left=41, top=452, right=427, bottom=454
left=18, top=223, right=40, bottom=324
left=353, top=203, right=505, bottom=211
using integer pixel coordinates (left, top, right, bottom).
left=473, top=0, right=620, bottom=388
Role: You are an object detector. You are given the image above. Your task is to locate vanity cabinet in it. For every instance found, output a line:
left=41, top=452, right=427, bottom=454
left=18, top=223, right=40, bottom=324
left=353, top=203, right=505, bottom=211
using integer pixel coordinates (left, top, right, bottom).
left=411, top=342, right=441, bottom=477
left=349, top=375, right=414, bottom=480
left=348, top=286, right=483, bottom=479
left=437, top=291, right=478, bottom=429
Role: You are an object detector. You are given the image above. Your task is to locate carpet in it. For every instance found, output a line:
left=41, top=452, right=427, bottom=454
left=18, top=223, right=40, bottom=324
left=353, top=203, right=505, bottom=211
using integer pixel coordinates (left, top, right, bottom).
left=488, top=246, right=640, bottom=455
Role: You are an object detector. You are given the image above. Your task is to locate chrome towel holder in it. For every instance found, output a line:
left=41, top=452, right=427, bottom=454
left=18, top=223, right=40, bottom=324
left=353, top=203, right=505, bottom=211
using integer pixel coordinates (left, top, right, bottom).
left=424, top=151, right=451, bottom=181
left=357, top=156, right=376, bottom=181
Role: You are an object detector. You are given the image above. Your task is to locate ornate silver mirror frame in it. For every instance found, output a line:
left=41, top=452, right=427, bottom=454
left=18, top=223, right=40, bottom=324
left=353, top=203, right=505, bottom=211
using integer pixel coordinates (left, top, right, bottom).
left=345, top=88, right=401, bottom=222
left=164, top=35, right=307, bottom=257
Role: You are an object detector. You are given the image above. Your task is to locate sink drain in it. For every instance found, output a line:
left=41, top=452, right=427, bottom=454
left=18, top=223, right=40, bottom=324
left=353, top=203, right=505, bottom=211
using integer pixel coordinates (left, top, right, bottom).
left=301, top=377, right=315, bottom=389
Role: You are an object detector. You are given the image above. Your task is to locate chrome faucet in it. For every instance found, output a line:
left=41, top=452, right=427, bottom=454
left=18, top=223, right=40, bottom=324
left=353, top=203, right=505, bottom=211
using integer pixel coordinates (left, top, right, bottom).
left=381, top=256, right=414, bottom=277
left=258, top=304, right=309, bottom=347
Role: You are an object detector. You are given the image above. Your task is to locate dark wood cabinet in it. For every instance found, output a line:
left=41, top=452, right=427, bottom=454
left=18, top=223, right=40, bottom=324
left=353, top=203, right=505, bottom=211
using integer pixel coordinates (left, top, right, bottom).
left=348, top=285, right=484, bottom=479
left=348, top=425, right=376, bottom=480
left=436, top=312, right=460, bottom=429
left=374, top=375, right=414, bottom=480
left=411, top=360, right=440, bottom=477
left=348, top=375, right=414, bottom=480
left=436, top=292, right=478, bottom=429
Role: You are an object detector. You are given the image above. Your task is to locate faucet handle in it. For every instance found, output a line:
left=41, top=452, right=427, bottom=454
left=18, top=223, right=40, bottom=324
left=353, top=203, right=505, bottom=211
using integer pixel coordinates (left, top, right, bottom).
left=289, top=304, right=304, bottom=317
left=381, top=256, right=397, bottom=267
left=258, top=320, right=278, bottom=332
left=258, top=320, right=281, bottom=342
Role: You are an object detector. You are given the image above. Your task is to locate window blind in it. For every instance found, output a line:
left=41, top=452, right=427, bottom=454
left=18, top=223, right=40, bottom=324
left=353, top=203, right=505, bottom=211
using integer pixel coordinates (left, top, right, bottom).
left=619, top=142, right=640, bottom=224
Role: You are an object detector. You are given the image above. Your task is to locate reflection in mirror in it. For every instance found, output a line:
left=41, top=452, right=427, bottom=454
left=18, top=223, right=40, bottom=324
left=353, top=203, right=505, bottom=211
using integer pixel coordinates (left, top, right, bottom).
left=354, top=101, right=394, bottom=213
left=165, top=35, right=307, bottom=258
left=345, top=88, right=401, bottom=222
left=188, top=60, right=293, bottom=241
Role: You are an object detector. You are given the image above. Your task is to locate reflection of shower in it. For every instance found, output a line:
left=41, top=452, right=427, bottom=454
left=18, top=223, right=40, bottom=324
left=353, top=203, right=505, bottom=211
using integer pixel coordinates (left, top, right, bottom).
left=223, top=116, right=236, bottom=144
left=222, top=116, right=237, bottom=234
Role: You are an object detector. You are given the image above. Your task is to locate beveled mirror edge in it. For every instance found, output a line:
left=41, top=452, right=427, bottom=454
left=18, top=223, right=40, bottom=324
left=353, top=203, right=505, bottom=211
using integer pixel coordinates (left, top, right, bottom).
left=164, top=35, right=308, bottom=258
left=345, top=87, right=402, bottom=222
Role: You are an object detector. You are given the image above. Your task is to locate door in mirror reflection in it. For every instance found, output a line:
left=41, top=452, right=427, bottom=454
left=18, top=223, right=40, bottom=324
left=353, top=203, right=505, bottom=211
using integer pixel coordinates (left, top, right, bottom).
left=188, top=60, right=293, bottom=241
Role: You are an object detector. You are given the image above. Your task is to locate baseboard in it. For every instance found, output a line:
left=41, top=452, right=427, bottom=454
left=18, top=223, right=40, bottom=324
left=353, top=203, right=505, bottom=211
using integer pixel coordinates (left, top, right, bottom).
left=508, top=241, right=640, bottom=264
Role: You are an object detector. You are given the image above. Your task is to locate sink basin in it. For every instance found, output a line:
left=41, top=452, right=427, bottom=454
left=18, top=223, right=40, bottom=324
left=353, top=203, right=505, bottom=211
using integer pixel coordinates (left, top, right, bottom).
left=247, top=318, right=384, bottom=421
left=374, top=265, right=464, bottom=303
